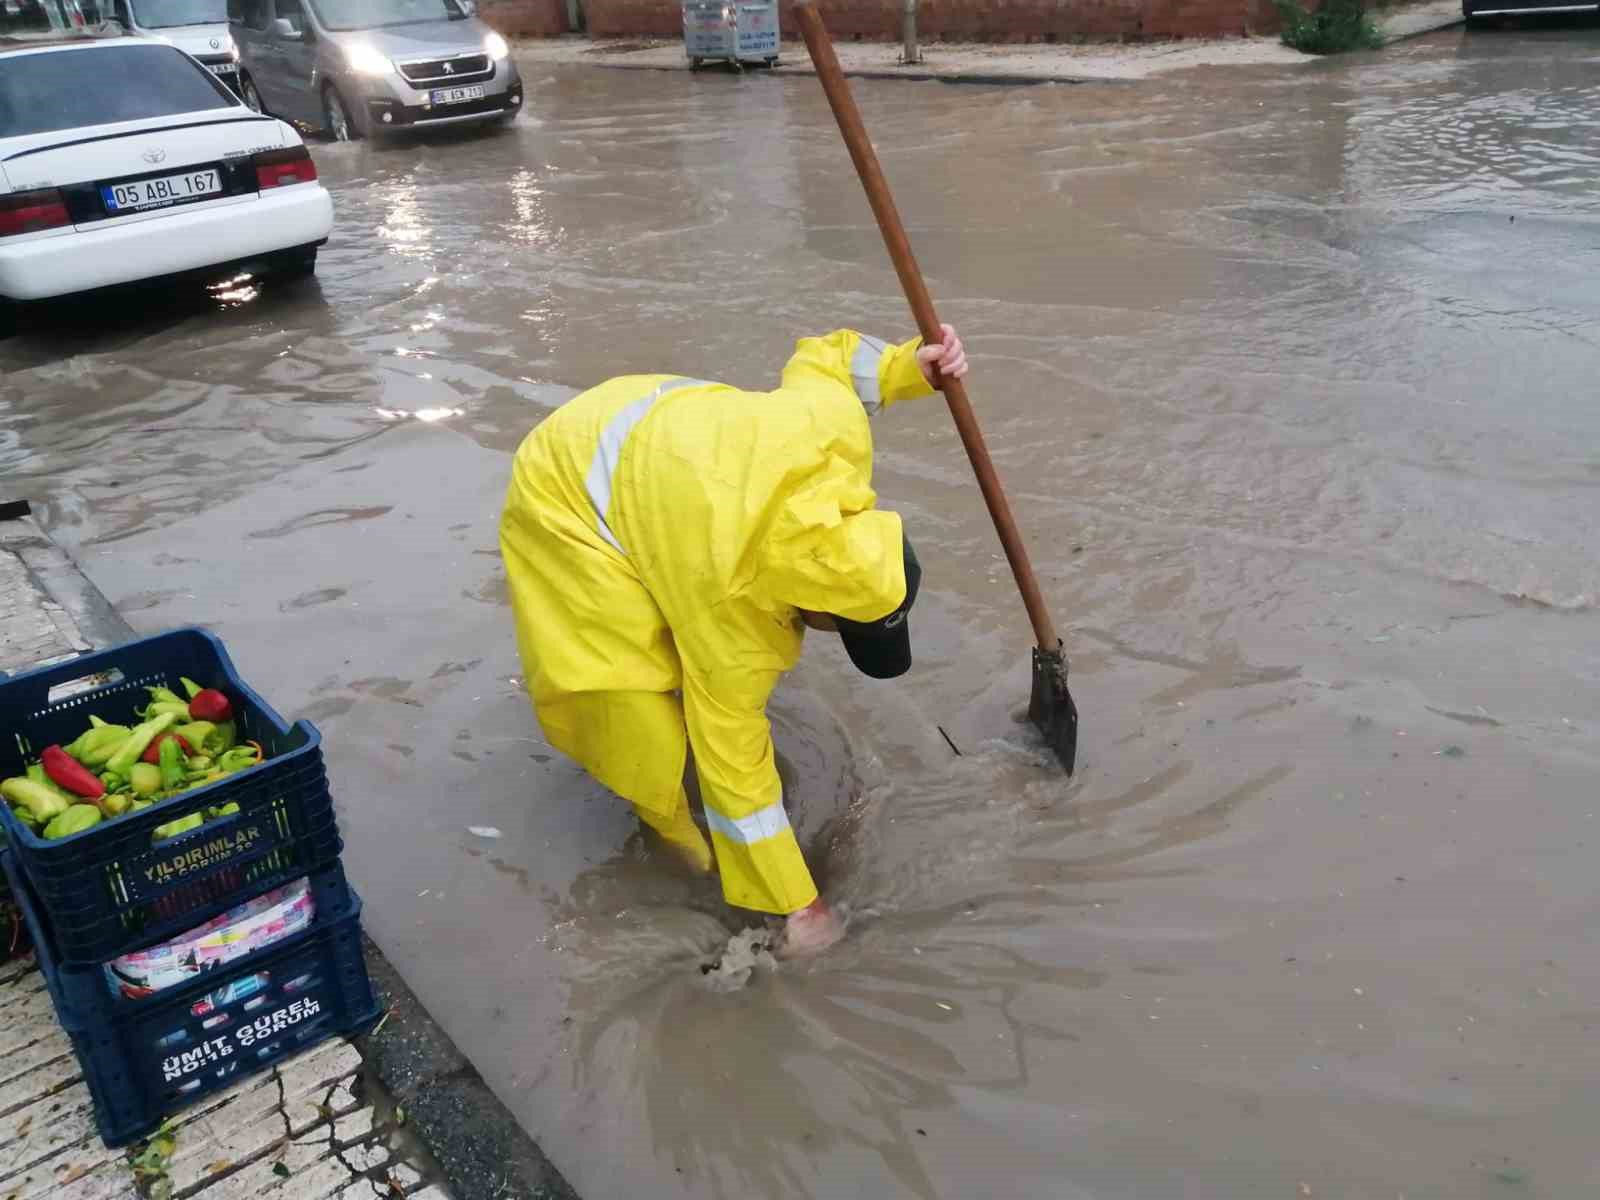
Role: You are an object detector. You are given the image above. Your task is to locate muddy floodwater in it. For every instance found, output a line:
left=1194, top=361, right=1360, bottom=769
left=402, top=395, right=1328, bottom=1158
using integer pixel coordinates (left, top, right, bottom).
left=5, top=22, right=1600, bottom=1199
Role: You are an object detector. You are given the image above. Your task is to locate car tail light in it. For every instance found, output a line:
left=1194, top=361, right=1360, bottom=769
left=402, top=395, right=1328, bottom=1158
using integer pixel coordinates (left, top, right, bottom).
left=253, top=146, right=319, bottom=190
left=0, top=189, right=71, bottom=238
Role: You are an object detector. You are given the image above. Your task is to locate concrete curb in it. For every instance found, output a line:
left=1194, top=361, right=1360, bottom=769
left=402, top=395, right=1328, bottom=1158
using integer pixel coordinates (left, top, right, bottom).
left=1377, top=0, right=1464, bottom=41
left=583, top=54, right=1115, bottom=84
left=360, top=937, right=579, bottom=1200
left=0, top=502, right=577, bottom=1200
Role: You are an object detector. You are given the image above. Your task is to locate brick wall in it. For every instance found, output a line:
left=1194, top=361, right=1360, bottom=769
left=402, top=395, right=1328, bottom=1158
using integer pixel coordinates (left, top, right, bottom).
left=481, top=0, right=569, bottom=36
left=495, top=0, right=1280, bottom=42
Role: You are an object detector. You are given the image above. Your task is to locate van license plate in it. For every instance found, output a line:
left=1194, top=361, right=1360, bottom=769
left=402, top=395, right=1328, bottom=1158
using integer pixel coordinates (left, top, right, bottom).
left=430, top=85, right=486, bottom=105
left=102, top=170, right=222, bottom=213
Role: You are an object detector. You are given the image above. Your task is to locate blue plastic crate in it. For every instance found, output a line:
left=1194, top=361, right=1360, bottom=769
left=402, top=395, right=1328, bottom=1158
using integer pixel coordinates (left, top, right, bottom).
left=4, top=850, right=379, bottom=1148
left=0, top=627, right=344, bottom=964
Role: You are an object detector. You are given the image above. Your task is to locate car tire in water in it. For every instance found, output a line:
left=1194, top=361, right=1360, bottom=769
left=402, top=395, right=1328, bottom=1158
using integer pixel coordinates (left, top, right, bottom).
left=241, top=76, right=266, bottom=115
left=322, top=85, right=364, bottom=142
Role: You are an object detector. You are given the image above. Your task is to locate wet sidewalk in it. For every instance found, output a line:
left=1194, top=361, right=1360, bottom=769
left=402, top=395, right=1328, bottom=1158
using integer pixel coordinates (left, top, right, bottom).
left=512, top=0, right=1463, bottom=84
left=0, top=508, right=572, bottom=1200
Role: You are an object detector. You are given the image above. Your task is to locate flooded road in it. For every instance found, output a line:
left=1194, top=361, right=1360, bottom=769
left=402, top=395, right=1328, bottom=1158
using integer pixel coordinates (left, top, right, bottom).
left=6, top=22, right=1600, bottom=1198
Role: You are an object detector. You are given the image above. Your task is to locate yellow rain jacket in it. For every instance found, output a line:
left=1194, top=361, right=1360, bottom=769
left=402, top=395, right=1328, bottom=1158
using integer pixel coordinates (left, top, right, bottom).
left=501, top=330, right=935, bottom=914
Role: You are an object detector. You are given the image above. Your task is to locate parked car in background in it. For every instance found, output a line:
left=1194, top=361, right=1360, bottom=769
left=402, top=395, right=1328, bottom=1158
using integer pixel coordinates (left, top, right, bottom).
left=229, top=0, right=522, bottom=141
left=0, top=37, right=332, bottom=311
left=1, top=0, right=107, bottom=34
left=105, top=0, right=242, bottom=96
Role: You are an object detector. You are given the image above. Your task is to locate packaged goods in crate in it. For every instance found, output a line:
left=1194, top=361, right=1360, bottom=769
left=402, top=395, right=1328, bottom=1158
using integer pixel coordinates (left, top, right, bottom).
left=0, top=628, right=344, bottom=963
left=3, top=851, right=378, bottom=1148
left=106, top=876, right=315, bottom=998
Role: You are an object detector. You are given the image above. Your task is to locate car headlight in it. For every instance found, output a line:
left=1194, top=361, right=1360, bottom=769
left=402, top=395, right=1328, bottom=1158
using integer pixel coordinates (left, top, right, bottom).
left=344, top=44, right=394, bottom=75
left=484, top=30, right=509, bottom=60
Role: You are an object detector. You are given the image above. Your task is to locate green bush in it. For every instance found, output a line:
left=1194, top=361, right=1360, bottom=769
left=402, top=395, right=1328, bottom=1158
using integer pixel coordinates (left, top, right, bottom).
left=1274, top=0, right=1384, bottom=53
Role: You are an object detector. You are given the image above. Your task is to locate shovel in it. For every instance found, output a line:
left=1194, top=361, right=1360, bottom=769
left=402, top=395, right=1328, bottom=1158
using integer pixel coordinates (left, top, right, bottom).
left=794, top=2, right=1079, bottom=773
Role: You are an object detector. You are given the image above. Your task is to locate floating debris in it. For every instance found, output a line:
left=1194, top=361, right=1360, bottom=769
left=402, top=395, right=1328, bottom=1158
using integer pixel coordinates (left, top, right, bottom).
left=700, top=928, right=778, bottom=992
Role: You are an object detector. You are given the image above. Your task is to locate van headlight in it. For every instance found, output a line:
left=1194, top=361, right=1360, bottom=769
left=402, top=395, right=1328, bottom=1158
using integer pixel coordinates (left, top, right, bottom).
left=344, top=44, right=394, bottom=75
left=484, top=31, right=510, bottom=60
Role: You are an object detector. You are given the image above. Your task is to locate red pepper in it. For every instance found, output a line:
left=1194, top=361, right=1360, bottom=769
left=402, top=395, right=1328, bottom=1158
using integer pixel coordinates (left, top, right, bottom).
left=188, top=689, right=234, bottom=723
left=40, top=745, right=105, bottom=801
left=141, top=731, right=194, bottom=765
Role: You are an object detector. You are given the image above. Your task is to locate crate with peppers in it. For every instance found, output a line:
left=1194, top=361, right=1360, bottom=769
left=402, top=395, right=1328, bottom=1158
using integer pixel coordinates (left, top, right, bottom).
left=0, top=678, right=266, bottom=844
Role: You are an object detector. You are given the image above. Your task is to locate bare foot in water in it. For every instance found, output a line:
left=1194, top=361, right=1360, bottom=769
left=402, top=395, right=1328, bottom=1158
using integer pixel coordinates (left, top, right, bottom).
left=777, top=898, right=844, bottom=959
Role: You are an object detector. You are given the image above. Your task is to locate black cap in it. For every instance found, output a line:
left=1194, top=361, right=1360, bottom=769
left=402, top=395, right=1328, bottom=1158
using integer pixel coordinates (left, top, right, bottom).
left=833, top=535, right=920, bottom=680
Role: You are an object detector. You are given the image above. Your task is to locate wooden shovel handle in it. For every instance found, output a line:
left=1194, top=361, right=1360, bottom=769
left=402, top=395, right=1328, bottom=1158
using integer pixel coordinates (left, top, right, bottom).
left=794, top=2, right=1059, bottom=652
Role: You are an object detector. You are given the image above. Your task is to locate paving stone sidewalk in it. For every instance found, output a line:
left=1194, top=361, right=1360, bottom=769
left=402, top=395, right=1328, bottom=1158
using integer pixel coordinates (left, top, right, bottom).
left=0, top=954, right=446, bottom=1200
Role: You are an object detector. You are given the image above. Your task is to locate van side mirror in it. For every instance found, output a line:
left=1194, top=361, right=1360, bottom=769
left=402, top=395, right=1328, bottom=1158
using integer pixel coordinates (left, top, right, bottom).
left=271, top=16, right=302, bottom=37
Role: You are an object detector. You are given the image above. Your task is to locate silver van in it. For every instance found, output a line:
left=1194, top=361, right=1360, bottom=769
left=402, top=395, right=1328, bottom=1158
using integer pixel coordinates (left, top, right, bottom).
left=228, top=0, right=522, bottom=140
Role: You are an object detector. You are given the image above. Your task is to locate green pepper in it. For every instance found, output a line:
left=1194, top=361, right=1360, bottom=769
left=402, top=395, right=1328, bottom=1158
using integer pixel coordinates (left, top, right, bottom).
left=105, top=713, right=177, bottom=774
left=79, top=725, right=133, bottom=767
left=65, top=715, right=113, bottom=756
left=180, top=677, right=204, bottom=701
left=174, top=722, right=216, bottom=755
left=102, top=793, right=133, bottom=818
left=216, top=746, right=262, bottom=775
left=207, top=721, right=237, bottom=756
left=44, top=803, right=102, bottom=839
left=24, top=763, right=74, bottom=801
left=1, top=776, right=71, bottom=822
left=185, top=756, right=213, bottom=775
left=152, top=812, right=203, bottom=841
left=205, top=802, right=242, bottom=820
left=129, top=763, right=162, bottom=797
left=158, top=736, right=185, bottom=791
left=137, top=700, right=192, bottom=722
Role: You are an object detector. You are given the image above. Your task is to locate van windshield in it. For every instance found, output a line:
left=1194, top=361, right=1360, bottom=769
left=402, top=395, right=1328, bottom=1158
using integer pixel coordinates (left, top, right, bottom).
left=307, top=0, right=465, bottom=30
left=130, top=0, right=227, bottom=27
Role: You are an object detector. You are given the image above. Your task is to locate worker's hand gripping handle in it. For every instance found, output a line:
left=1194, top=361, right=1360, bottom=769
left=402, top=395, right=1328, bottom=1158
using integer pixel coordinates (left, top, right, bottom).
left=794, top=2, right=1059, bottom=653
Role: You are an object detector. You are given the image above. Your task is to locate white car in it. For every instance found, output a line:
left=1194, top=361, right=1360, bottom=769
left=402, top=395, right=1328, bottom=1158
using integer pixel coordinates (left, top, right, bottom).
left=0, top=35, right=331, bottom=309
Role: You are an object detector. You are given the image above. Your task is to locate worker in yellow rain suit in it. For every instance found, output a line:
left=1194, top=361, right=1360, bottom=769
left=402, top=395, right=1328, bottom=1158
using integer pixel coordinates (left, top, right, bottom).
left=500, top=324, right=968, bottom=956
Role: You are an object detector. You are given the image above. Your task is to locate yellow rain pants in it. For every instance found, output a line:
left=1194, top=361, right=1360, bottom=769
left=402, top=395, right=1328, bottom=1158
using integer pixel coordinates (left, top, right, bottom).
left=500, top=330, right=935, bottom=915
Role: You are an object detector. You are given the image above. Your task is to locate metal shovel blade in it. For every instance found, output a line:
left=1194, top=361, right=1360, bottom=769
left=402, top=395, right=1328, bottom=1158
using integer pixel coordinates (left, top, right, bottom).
left=1029, top=642, right=1079, bottom=774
